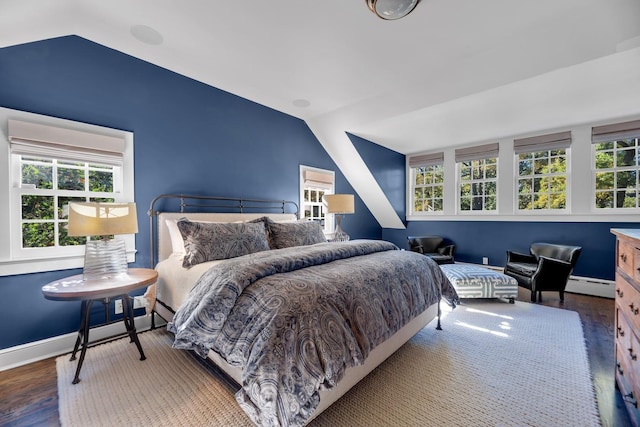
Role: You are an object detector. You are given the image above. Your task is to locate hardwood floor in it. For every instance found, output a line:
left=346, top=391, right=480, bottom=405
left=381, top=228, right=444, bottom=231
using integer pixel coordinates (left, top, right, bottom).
left=0, top=289, right=632, bottom=426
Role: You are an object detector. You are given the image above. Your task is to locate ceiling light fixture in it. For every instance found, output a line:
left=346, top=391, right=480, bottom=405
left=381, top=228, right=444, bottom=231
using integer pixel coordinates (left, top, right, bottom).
left=366, top=0, right=421, bottom=20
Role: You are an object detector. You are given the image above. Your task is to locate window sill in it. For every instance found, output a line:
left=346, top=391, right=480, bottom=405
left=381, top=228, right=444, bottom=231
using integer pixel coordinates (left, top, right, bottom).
left=406, top=212, right=640, bottom=223
left=0, top=251, right=136, bottom=277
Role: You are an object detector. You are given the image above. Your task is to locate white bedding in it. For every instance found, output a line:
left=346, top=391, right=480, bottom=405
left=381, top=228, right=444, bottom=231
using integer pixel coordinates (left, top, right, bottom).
left=152, top=254, right=221, bottom=310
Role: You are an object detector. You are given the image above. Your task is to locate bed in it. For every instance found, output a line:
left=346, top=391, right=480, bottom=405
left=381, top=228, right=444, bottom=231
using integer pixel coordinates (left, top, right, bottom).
left=146, top=194, right=458, bottom=426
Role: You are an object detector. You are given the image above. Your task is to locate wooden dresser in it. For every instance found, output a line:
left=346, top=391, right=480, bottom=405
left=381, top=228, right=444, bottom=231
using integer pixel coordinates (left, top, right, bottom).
left=612, top=228, right=640, bottom=424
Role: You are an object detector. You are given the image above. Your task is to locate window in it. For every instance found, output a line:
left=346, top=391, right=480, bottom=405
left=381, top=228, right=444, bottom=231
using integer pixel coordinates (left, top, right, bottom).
left=592, top=120, right=640, bottom=209
left=456, top=143, right=499, bottom=212
left=300, top=166, right=334, bottom=233
left=13, top=155, right=119, bottom=255
left=514, top=131, right=570, bottom=211
left=2, top=114, right=134, bottom=275
left=408, top=152, right=444, bottom=214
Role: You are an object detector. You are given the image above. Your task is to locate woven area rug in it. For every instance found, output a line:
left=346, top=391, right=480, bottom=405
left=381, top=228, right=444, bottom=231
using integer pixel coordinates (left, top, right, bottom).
left=57, top=301, right=601, bottom=426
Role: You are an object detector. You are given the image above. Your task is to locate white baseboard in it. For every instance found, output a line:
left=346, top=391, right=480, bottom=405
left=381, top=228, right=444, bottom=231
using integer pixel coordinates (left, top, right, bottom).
left=565, top=275, right=615, bottom=299
left=457, top=262, right=615, bottom=299
left=0, top=315, right=152, bottom=372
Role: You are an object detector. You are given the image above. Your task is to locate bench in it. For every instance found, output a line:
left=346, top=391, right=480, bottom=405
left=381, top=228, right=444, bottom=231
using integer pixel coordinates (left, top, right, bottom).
left=440, top=264, right=517, bottom=303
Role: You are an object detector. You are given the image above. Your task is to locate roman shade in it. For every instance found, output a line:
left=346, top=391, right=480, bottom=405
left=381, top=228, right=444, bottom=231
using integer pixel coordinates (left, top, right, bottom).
left=8, top=119, right=125, bottom=166
left=303, top=169, right=334, bottom=189
left=455, top=143, right=499, bottom=163
left=591, top=119, right=640, bottom=144
left=514, top=131, right=572, bottom=154
left=408, top=152, right=444, bottom=168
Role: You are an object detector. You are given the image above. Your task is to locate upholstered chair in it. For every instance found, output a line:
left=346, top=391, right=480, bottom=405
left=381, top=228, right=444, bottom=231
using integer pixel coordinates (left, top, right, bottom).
left=504, top=242, right=582, bottom=303
left=407, top=236, right=455, bottom=265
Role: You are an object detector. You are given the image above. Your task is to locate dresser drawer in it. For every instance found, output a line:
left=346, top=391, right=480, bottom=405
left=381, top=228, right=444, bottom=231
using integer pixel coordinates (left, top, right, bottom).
left=616, top=275, right=640, bottom=333
left=617, top=341, right=639, bottom=409
left=618, top=239, right=636, bottom=278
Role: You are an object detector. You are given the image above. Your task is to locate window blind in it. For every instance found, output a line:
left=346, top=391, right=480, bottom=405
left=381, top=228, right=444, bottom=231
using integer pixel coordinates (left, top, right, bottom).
left=513, top=131, right=572, bottom=154
left=454, top=143, right=499, bottom=163
left=303, top=169, right=334, bottom=189
left=592, top=119, right=640, bottom=143
left=8, top=119, right=125, bottom=166
left=408, top=152, right=444, bottom=168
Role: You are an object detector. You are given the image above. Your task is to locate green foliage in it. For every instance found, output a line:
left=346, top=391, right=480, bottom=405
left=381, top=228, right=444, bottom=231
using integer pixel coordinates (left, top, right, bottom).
left=413, top=164, right=444, bottom=212
left=517, top=150, right=566, bottom=210
left=19, top=156, right=115, bottom=248
left=594, top=139, right=639, bottom=208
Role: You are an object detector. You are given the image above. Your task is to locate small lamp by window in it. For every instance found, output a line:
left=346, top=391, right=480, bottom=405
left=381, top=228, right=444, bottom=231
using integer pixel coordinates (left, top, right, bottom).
left=68, top=202, right=138, bottom=278
left=323, top=194, right=355, bottom=242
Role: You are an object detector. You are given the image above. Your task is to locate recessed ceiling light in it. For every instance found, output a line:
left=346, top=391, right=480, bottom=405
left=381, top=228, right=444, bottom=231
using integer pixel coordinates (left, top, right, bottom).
left=130, top=25, right=164, bottom=46
left=293, top=99, right=311, bottom=108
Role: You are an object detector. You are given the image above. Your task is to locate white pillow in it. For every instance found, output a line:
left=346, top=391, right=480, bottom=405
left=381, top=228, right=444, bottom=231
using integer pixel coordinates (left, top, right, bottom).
left=166, top=219, right=186, bottom=255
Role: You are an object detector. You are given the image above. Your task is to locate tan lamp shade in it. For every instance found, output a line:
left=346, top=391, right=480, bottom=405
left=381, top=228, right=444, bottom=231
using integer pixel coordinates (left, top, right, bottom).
left=323, top=194, right=355, bottom=214
left=68, top=202, right=138, bottom=237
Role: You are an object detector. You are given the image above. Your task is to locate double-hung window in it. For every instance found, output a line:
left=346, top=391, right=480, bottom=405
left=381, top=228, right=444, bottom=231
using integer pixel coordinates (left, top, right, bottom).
left=592, top=120, right=640, bottom=210
left=409, top=152, right=444, bottom=214
left=5, top=118, right=133, bottom=271
left=514, top=131, right=570, bottom=211
left=300, top=166, right=334, bottom=233
left=456, top=143, right=499, bottom=212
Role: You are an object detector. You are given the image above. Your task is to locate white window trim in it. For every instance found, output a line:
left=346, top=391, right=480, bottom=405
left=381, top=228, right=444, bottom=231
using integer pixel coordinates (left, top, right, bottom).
left=405, top=120, right=640, bottom=223
left=408, top=164, right=445, bottom=216
left=514, top=147, right=571, bottom=215
left=299, top=165, right=335, bottom=234
left=590, top=138, right=640, bottom=213
left=455, top=157, right=499, bottom=215
left=0, top=108, right=135, bottom=276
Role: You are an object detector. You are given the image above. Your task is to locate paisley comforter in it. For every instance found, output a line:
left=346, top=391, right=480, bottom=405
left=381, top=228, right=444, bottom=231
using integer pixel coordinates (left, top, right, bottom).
left=168, top=240, right=458, bottom=426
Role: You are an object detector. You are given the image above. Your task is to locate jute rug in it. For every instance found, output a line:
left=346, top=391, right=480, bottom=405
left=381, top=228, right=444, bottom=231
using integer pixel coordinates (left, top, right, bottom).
left=57, top=301, right=601, bottom=426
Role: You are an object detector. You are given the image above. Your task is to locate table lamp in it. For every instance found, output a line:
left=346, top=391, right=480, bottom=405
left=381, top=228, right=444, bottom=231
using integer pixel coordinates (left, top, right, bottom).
left=68, top=202, right=138, bottom=278
left=323, top=194, right=355, bottom=242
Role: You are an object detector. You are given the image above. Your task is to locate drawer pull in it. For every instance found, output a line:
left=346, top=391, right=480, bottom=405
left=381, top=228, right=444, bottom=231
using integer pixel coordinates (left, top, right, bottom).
left=629, top=303, right=639, bottom=315
left=618, top=326, right=625, bottom=337
left=621, top=253, right=628, bottom=262
left=629, top=348, right=638, bottom=361
left=624, top=391, right=638, bottom=408
left=617, top=361, right=624, bottom=375
left=617, top=288, right=624, bottom=298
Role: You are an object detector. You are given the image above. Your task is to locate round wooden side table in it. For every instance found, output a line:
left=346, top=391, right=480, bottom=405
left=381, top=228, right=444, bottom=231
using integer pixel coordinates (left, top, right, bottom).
left=42, top=268, right=158, bottom=384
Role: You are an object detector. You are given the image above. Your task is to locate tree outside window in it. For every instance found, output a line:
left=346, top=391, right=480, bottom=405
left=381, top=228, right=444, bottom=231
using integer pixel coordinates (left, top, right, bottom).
left=594, top=138, right=640, bottom=209
left=459, top=158, right=497, bottom=211
left=19, top=156, right=116, bottom=249
left=517, top=149, right=567, bottom=210
left=413, top=164, right=444, bottom=213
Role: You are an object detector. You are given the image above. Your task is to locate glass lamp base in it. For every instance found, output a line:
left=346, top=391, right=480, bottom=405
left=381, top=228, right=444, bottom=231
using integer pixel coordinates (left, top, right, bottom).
left=331, top=215, right=350, bottom=242
left=83, top=239, right=128, bottom=279
left=331, top=232, right=350, bottom=242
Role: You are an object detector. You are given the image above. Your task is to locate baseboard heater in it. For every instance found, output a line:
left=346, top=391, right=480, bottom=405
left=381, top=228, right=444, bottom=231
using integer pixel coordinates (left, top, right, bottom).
left=476, top=264, right=615, bottom=299
left=565, top=275, right=614, bottom=299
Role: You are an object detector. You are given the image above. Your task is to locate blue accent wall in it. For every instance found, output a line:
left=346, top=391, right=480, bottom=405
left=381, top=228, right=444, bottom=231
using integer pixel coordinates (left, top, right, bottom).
left=0, top=36, right=384, bottom=350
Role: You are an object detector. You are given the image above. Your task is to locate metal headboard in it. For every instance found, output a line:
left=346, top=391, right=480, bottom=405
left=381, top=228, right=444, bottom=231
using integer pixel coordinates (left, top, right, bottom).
left=147, top=194, right=299, bottom=267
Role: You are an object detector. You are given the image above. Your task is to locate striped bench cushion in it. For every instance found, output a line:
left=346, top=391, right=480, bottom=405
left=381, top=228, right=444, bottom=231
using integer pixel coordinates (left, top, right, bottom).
left=440, top=264, right=518, bottom=300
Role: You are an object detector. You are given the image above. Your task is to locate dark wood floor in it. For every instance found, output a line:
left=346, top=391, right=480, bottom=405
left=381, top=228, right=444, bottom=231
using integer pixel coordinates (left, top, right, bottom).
left=0, top=289, right=631, bottom=427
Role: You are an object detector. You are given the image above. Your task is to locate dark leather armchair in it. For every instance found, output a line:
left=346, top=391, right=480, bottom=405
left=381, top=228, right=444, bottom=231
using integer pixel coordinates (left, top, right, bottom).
left=504, top=242, right=582, bottom=303
left=407, top=236, right=455, bottom=265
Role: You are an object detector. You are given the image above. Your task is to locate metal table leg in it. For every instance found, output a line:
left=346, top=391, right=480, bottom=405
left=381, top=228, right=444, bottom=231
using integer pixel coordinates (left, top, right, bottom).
left=72, top=299, right=94, bottom=384
left=121, top=294, right=146, bottom=361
